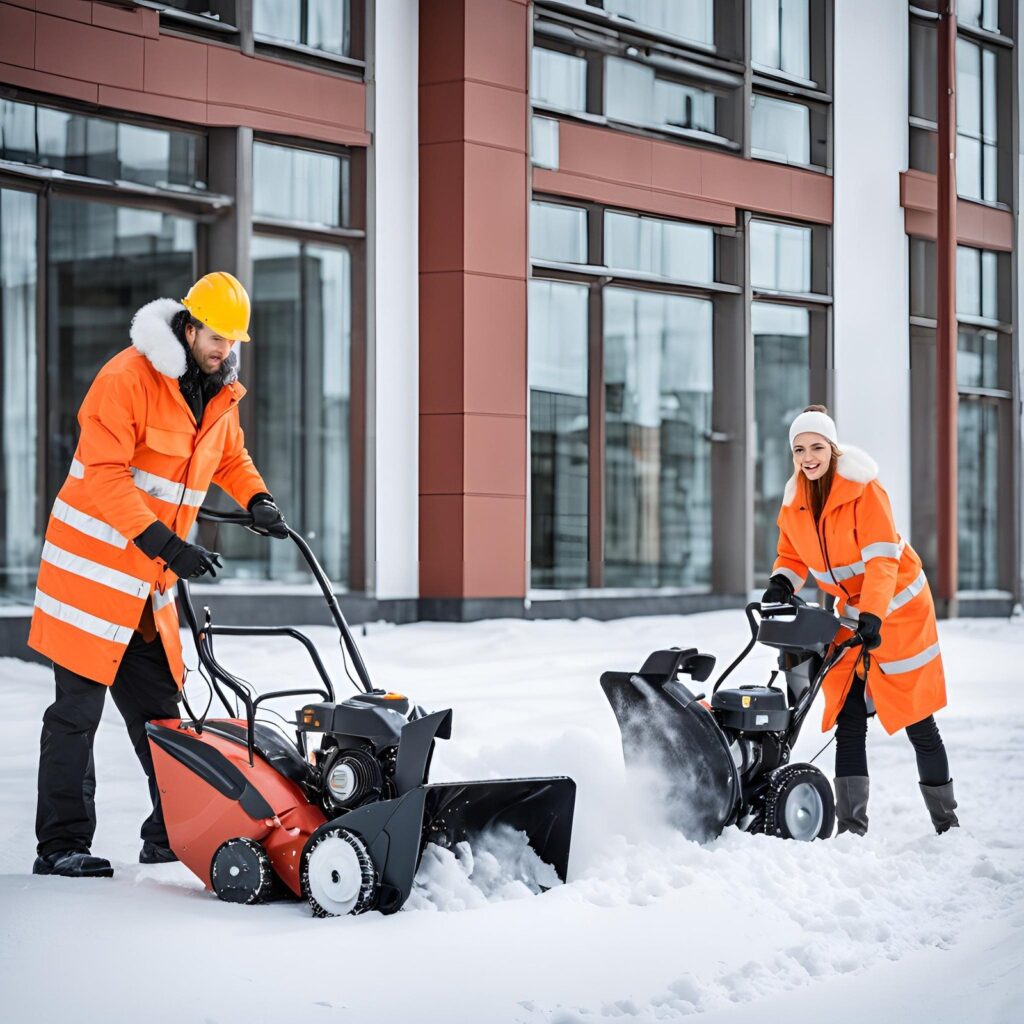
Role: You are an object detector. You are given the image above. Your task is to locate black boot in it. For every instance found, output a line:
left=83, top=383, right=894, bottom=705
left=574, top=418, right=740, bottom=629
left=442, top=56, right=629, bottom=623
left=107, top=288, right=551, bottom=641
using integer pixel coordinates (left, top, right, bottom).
left=33, top=850, right=113, bottom=878
left=919, top=779, right=960, bottom=834
left=834, top=776, right=869, bottom=836
left=139, top=841, right=178, bottom=864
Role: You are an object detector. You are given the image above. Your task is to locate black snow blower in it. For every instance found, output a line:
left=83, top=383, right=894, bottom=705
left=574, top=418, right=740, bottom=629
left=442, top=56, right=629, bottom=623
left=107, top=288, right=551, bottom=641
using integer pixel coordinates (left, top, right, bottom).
left=601, top=598, right=864, bottom=843
left=147, top=509, right=575, bottom=917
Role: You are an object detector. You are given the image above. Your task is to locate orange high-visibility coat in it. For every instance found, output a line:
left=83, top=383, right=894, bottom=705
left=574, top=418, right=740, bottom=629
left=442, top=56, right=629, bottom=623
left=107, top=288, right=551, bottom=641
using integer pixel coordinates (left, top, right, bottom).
left=28, top=298, right=268, bottom=688
left=773, top=446, right=946, bottom=735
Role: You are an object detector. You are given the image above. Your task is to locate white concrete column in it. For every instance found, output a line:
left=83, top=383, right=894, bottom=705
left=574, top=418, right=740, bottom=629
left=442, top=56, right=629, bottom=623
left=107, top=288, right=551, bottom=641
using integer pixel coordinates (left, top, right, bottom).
left=832, top=0, right=912, bottom=531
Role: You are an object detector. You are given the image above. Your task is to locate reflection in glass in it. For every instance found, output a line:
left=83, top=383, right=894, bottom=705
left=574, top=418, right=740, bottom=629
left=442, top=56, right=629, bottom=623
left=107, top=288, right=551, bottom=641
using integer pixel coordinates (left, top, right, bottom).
left=751, top=94, right=809, bottom=164
left=605, top=59, right=717, bottom=135
left=529, top=281, right=589, bottom=588
left=956, top=37, right=998, bottom=202
left=531, top=47, right=587, bottom=113
left=957, top=329, right=1000, bottom=389
left=750, top=220, right=811, bottom=292
left=752, top=0, right=810, bottom=79
left=909, top=18, right=937, bottom=123
left=253, top=141, right=348, bottom=227
left=753, top=303, right=809, bottom=577
left=604, top=211, right=713, bottom=283
left=956, top=245, right=1000, bottom=320
left=603, top=288, right=713, bottom=588
left=254, top=0, right=348, bottom=55
left=530, top=202, right=588, bottom=264
left=959, top=0, right=999, bottom=33
left=0, top=189, right=38, bottom=600
left=957, top=398, right=999, bottom=590
left=604, top=0, right=714, bottom=46
left=46, top=197, right=196, bottom=517
left=531, top=116, right=560, bottom=170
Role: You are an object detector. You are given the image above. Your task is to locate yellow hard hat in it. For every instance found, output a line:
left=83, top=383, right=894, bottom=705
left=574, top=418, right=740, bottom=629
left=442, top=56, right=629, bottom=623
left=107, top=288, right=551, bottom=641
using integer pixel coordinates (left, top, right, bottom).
left=181, top=271, right=251, bottom=342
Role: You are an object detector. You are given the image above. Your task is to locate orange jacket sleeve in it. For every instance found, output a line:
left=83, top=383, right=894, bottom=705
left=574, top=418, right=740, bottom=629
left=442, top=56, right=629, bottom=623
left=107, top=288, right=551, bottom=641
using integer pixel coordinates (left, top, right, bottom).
left=772, top=520, right=808, bottom=593
left=854, top=480, right=901, bottom=621
left=77, top=370, right=160, bottom=540
left=213, top=410, right=269, bottom=509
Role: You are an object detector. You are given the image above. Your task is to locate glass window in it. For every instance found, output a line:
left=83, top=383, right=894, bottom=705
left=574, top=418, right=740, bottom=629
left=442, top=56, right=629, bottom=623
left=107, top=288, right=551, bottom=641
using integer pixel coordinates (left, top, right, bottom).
left=750, top=220, right=811, bottom=292
left=957, top=329, right=1001, bottom=389
left=162, top=1, right=236, bottom=21
left=253, top=0, right=349, bottom=56
left=253, top=141, right=349, bottom=227
left=605, top=58, right=717, bottom=136
left=959, top=0, right=1000, bottom=33
left=909, top=18, right=937, bottom=124
left=0, top=189, right=38, bottom=601
left=530, top=202, right=588, bottom=264
left=751, top=0, right=810, bottom=80
left=957, top=398, right=999, bottom=590
left=531, top=116, right=560, bottom=170
left=956, top=38, right=999, bottom=202
left=602, top=0, right=714, bottom=46
left=956, top=245, right=1001, bottom=320
left=604, top=210, right=714, bottom=282
left=46, top=197, right=196, bottom=510
left=751, top=93, right=810, bottom=164
left=528, top=280, right=589, bottom=588
left=1, top=99, right=206, bottom=191
left=603, top=288, right=713, bottom=588
left=531, top=47, right=587, bottom=113
left=752, top=303, right=810, bottom=576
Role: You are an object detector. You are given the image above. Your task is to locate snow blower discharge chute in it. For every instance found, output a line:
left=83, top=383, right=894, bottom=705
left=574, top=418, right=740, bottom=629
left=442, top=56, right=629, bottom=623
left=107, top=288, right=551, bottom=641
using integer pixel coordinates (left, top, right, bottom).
left=146, top=509, right=576, bottom=917
left=601, top=599, right=866, bottom=843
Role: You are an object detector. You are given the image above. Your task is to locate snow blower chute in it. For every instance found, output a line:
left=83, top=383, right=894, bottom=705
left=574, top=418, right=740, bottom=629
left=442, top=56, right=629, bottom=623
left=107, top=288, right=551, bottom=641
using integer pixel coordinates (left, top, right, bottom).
left=146, top=509, right=575, bottom=917
left=601, top=599, right=865, bottom=843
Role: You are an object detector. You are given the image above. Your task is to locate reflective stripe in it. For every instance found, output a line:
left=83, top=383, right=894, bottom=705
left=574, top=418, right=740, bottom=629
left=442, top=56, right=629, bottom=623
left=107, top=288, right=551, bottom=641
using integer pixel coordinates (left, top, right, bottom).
left=810, top=562, right=865, bottom=585
left=843, top=603, right=860, bottom=619
left=877, top=642, right=941, bottom=676
left=152, top=585, right=177, bottom=612
left=131, top=467, right=206, bottom=508
left=69, top=458, right=85, bottom=479
left=889, top=570, right=927, bottom=614
left=861, top=539, right=904, bottom=562
left=772, top=567, right=805, bottom=590
left=51, top=498, right=128, bottom=549
left=41, top=541, right=149, bottom=599
left=34, top=588, right=134, bottom=645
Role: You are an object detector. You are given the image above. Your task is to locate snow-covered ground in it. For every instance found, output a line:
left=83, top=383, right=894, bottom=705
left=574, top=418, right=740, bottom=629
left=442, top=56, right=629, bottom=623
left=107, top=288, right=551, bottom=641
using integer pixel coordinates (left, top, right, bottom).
left=1, top=610, right=1022, bottom=1023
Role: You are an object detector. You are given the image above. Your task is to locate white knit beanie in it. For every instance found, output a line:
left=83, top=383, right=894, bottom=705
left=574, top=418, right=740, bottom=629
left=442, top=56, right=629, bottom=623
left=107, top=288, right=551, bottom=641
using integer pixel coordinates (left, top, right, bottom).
left=789, top=410, right=839, bottom=449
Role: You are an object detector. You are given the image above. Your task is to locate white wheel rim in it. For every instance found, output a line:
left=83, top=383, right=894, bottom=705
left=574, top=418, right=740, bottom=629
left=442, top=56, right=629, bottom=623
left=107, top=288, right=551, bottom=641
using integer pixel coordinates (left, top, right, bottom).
left=784, top=781, right=824, bottom=841
left=306, top=836, right=365, bottom=915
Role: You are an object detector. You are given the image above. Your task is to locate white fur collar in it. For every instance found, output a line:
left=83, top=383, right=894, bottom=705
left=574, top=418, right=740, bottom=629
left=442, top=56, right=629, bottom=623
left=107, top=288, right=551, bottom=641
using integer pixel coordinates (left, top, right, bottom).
left=782, top=445, right=879, bottom=506
left=131, top=298, right=187, bottom=378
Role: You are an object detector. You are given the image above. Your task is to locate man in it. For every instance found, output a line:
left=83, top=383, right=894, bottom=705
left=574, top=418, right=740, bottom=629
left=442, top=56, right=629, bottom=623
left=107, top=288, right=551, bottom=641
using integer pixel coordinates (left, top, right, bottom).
left=28, top=271, right=289, bottom=878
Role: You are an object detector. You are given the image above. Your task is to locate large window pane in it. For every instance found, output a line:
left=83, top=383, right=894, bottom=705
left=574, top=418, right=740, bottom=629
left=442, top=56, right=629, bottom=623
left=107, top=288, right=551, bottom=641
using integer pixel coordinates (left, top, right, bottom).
left=531, top=47, right=587, bottom=113
left=957, top=399, right=999, bottom=590
left=959, top=0, right=999, bottom=33
left=0, top=189, right=38, bottom=601
left=956, top=37, right=999, bottom=202
left=909, top=18, right=937, bottom=124
left=253, top=141, right=348, bottom=227
left=46, top=198, right=196, bottom=513
left=604, top=289, right=713, bottom=588
left=254, top=0, right=349, bottom=56
left=604, top=211, right=713, bottom=282
left=750, top=220, right=811, bottom=292
left=605, top=58, right=718, bottom=136
left=1, top=99, right=206, bottom=191
left=603, top=0, right=714, bottom=46
left=530, top=202, right=588, bottom=264
left=752, top=303, right=810, bottom=577
left=751, top=94, right=810, bottom=164
left=957, top=329, right=1001, bottom=389
left=956, top=245, right=1001, bottom=320
left=752, top=0, right=810, bottom=80
left=529, top=281, right=589, bottom=588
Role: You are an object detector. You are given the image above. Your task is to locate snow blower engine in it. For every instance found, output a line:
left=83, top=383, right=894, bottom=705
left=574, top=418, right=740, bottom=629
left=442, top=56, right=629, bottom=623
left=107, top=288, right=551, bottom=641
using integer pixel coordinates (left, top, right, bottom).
left=601, top=599, right=864, bottom=843
left=146, top=509, right=575, bottom=917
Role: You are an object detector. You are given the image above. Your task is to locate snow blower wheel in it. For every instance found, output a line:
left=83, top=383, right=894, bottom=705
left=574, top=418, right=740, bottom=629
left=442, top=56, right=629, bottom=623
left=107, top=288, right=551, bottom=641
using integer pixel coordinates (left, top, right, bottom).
left=760, top=764, right=835, bottom=841
left=211, top=837, right=273, bottom=904
left=301, top=827, right=378, bottom=918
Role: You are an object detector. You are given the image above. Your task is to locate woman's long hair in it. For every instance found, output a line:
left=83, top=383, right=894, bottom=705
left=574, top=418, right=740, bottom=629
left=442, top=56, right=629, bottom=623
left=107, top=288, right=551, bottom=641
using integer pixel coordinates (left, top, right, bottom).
left=797, top=404, right=843, bottom=523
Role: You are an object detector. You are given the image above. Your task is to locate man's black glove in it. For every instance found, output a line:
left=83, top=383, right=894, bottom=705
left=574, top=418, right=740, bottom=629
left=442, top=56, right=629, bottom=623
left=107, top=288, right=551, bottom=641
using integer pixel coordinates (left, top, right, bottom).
left=761, top=573, right=795, bottom=606
left=855, top=612, right=883, bottom=651
left=134, top=521, right=223, bottom=579
left=248, top=493, right=289, bottom=539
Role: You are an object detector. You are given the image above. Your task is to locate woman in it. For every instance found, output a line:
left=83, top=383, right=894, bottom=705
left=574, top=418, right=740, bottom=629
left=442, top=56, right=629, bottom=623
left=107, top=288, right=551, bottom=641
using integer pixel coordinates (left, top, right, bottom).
left=761, top=405, right=959, bottom=836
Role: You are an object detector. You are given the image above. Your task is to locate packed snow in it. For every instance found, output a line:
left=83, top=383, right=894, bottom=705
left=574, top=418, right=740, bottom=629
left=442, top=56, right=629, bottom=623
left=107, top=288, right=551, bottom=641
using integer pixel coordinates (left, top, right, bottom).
left=1, top=609, right=1022, bottom=1023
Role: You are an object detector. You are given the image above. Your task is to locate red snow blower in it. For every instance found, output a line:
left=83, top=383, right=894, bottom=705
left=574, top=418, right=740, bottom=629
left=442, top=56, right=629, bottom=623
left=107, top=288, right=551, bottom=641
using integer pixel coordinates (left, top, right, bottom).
left=146, top=509, right=575, bottom=917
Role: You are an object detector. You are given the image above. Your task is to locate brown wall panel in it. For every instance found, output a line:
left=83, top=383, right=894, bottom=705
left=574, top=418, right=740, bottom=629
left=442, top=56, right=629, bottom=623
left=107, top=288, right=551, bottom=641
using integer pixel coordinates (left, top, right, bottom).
left=419, top=143, right=467, bottom=272
left=0, top=58, right=99, bottom=102
left=463, top=413, right=526, bottom=496
left=462, top=274, right=526, bottom=416
left=463, top=0, right=527, bottom=91
left=419, top=272, right=466, bottom=415
left=90, top=3, right=159, bottom=37
left=419, top=0, right=466, bottom=86
left=463, top=143, right=527, bottom=277
left=142, top=35, right=208, bottom=102
left=35, top=12, right=144, bottom=90
left=462, top=495, right=527, bottom=597
left=419, top=495, right=466, bottom=597
left=0, top=3, right=33, bottom=67
left=900, top=169, right=1014, bottom=251
left=420, top=414, right=466, bottom=495
left=36, top=0, right=91, bottom=24
left=420, top=80, right=465, bottom=144
left=464, top=80, right=527, bottom=151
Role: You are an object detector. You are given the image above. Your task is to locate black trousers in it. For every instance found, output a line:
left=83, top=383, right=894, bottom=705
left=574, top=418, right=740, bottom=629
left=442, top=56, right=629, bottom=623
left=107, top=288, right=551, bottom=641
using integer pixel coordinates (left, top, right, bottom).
left=35, top=632, right=181, bottom=857
left=834, top=673, right=950, bottom=785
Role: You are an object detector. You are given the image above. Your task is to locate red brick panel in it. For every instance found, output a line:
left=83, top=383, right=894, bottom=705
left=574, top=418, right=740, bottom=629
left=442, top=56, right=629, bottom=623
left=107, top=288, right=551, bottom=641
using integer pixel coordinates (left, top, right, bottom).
left=463, top=0, right=527, bottom=92
left=35, top=12, right=145, bottom=90
left=0, top=3, right=33, bottom=68
left=462, top=273, right=526, bottom=417
left=142, top=35, right=207, bottom=102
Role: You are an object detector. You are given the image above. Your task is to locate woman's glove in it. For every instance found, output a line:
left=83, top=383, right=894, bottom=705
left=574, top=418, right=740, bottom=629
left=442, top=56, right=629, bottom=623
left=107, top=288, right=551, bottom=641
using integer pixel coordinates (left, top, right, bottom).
left=761, top=574, right=795, bottom=606
left=855, top=612, right=883, bottom=650
left=134, top=521, right=222, bottom=579
left=248, top=494, right=289, bottom=539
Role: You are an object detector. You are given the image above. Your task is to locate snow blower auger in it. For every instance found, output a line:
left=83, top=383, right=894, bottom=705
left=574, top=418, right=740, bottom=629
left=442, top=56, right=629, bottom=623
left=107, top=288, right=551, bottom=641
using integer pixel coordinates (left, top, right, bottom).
left=601, top=598, right=865, bottom=843
left=146, top=509, right=575, bottom=917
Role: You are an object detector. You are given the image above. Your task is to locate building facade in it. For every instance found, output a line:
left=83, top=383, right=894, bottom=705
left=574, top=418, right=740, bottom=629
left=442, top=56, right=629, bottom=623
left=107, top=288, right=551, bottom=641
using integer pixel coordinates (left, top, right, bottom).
left=0, top=0, right=1020, bottom=658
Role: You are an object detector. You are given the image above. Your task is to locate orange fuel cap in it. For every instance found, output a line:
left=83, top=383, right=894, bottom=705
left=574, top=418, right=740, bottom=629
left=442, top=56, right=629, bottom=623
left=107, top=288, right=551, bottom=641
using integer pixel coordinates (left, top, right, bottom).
left=382, top=692, right=406, bottom=700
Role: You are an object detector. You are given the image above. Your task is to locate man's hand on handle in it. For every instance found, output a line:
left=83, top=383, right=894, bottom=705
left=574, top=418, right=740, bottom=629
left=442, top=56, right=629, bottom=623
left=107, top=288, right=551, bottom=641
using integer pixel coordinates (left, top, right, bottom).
left=247, top=493, right=289, bottom=539
left=761, top=573, right=795, bottom=606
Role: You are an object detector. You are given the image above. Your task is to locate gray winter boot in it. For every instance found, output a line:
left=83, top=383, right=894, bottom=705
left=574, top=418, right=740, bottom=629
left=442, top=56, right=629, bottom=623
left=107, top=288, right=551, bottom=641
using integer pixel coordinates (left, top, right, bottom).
left=834, top=776, right=869, bottom=836
left=919, top=779, right=960, bottom=834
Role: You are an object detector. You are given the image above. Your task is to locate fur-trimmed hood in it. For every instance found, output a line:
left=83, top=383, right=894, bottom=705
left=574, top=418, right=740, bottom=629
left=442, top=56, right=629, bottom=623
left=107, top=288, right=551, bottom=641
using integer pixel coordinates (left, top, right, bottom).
left=130, top=298, right=238, bottom=384
left=782, top=445, right=879, bottom=506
